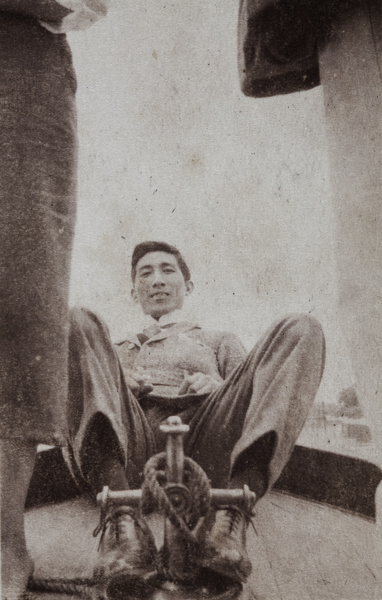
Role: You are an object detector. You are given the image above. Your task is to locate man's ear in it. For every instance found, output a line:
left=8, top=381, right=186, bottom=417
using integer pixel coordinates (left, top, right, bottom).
left=131, top=288, right=139, bottom=304
left=185, top=280, right=194, bottom=296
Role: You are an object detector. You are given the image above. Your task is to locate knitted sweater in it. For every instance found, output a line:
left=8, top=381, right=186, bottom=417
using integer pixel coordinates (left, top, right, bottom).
left=115, top=322, right=247, bottom=398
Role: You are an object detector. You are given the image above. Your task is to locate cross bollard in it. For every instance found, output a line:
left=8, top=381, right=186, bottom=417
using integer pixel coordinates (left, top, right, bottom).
left=97, top=485, right=255, bottom=510
left=96, top=415, right=256, bottom=589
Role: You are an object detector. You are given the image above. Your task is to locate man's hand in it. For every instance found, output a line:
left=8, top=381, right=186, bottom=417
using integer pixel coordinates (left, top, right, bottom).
left=178, top=372, right=221, bottom=396
left=125, top=368, right=153, bottom=399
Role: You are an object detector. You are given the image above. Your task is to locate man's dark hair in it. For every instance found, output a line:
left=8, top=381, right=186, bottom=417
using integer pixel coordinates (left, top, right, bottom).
left=131, top=241, right=191, bottom=282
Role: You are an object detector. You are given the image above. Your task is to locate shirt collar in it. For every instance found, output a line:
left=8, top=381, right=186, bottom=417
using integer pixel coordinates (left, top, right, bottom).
left=142, top=308, right=191, bottom=329
left=120, top=308, right=200, bottom=346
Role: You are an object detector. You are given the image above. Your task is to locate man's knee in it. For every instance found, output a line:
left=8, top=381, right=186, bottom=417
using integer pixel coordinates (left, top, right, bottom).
left=283, top=314, right=325, bottom=373
left=69, top=306, right=110, bottom=341
left=70, top=306, right=96, bottom=330
left=284, top=313, right=324, bottom=345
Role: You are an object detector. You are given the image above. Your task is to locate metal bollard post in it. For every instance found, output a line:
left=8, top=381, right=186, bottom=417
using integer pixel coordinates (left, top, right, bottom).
left=96, top=415, right=257, bottom=588
left=158, top=416, right=195, bottom=583
left=160, top=415, right=190, bottom=484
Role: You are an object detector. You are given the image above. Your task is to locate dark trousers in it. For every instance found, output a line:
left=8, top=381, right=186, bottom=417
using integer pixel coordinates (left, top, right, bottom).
left=0, top=14, right=77, bottom=444
left=68, top=308, right=325, bottom=493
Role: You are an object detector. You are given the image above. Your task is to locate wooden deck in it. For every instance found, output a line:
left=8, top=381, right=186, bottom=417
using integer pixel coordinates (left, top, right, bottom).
left=25, top=491, right=379, bottom=600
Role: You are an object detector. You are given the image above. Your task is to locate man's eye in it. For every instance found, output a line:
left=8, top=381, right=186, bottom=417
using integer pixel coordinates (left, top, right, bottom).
left=164, top=268, right=175, bottom=274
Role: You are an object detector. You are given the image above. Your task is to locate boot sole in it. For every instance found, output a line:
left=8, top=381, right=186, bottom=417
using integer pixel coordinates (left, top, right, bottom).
left=102, top=570, right=156, bottom=600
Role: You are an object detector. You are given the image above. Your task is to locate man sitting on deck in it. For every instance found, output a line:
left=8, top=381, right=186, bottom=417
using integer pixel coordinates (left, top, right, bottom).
left=67, top=241, right=325, bottom=590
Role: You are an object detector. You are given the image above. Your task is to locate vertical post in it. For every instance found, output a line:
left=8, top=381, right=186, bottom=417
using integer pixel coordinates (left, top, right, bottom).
left=160, top=415, right=190, bottom=484
left=159, top=416, right=194, bottom=583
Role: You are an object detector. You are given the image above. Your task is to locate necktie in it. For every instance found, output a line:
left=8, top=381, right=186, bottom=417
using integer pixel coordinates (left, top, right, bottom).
left=139, top=322, right=175, bottom=345
left=137, top=333, right=149, bottom=345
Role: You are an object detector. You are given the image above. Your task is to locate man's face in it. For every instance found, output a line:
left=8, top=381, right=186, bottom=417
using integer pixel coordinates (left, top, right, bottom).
left=131, top=251, right=193, bottom=319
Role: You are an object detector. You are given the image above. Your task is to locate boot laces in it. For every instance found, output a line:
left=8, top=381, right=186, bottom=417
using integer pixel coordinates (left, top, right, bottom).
left=93, top=505, right=137, bottom=549
left=221, top=506, right=246, bottom=536
left=220, top=485, right=257, bottom=536
left=220, top=503, right=256, bottom=537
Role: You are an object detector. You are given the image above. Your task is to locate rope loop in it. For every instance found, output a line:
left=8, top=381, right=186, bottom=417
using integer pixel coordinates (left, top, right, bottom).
left=140, top=452, right=211, bottom=539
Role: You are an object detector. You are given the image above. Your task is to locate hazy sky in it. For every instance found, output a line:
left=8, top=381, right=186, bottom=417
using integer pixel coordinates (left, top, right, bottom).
left=67, top=0, right=353, bottom=407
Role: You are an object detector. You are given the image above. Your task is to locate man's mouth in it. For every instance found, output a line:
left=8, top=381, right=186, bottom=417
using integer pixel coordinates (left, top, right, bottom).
left=151, top=292, right=169, bottom=298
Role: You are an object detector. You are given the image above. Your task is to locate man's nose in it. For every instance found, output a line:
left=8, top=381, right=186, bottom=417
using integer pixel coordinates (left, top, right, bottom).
left=151, top=270, right=165, bottom=286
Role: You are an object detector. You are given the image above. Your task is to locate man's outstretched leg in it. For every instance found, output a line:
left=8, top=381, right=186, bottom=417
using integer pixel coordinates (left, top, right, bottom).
left=186, top=314, right=325, bottom=583
left=81, top=414, right=157, bottom=594
left=67, top=308, right=157, bottom=596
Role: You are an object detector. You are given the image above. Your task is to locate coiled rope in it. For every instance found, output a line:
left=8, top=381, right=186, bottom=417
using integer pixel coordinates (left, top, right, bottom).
left=28, top=575, right=95, bottom=598
left=27, top=451, right=212, bottom=595
left=141, top=451, right=211, bottom=537
left=140, top=451, right=212, bottom=583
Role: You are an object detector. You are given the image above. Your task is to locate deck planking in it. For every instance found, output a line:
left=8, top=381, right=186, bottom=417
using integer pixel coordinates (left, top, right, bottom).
left=24, top=492, right=378, bottom=600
